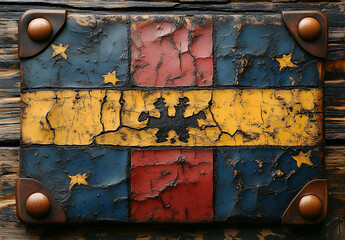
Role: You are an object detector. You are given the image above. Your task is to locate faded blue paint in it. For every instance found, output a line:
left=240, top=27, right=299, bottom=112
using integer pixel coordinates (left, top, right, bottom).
left=215, top=15, right=321, bottom=87
left=22, top=16, right=128, bottom=89
left=215, top=147, right=323, bottom=221
left=21, top=147, right=128, bottom=221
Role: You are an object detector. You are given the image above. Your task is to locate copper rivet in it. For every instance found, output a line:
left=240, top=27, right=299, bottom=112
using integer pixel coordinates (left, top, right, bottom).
left=298, top=194, right=323, bottom=220
left=27, top=18, right=52, bottom=41
left=298, top=17, right=321, bottom=41
left=26, top=192, right=51, bottom=218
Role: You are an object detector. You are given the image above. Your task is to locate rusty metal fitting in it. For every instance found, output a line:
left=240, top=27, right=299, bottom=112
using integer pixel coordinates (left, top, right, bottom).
left=25, top=192, right=51, bottom=218
left=282, top=11, right=328, bottom=58
left=298, top=17, right=321, bottom=42
left=27, top=18, right=52, bottom=42
left=298, top=194, right=323, bottom=220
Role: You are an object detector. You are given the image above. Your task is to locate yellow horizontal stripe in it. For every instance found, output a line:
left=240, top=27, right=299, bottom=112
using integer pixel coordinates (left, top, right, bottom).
left=21, top=89, right=323, bottom=146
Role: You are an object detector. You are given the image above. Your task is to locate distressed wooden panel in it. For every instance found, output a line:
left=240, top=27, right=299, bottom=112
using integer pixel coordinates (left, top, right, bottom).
left=0, top=0, right=344, bottom=238
left=17, top=9, right=327, bottom=225
left=22, top=89, right=322, bottom=146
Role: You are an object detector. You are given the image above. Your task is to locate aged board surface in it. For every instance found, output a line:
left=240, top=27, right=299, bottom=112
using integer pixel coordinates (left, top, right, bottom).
left=20, top=13, right=324, bottom=223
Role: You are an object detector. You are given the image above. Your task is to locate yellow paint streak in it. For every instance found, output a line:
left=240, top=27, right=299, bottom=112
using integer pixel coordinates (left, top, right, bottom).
left=275, top=53, right=298, bottom=71
left=231, top=15, right=282, bottom=31
left=68, top=173, right=89, bottom=190
left=69, top=14, right=125, bottom=27
left=51, top=44, right=69, bottom=60
left=22, top=89, right=322, bottom=147
left=292, top=150, right=313, bottom=167
left=77, top=17, right=96, bottom=27
left=102, top=71, right=120, bottom=85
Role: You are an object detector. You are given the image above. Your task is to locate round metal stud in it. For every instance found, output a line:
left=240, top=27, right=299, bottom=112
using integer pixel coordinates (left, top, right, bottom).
left=298, top=194, right=323, bottom=220
left=298, top=17, right=321, bottom=42
left=27, top=18, right=52, bottom=41
left=26, top=192, right=51, bottom=218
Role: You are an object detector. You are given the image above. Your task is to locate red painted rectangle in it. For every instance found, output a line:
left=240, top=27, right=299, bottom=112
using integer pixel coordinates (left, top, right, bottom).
left=130, top=149, right=213, bottom=222
left=131, top=17, right=213, bottom=87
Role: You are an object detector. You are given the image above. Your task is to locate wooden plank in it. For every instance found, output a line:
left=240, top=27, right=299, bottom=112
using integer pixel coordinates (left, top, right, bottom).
left=0, top=147, right=344, bottom=239
left=0, top=147, right=18, bottom=222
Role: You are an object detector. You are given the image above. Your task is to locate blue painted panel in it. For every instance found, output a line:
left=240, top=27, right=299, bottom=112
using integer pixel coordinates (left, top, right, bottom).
left=21, top=147, right=128, bottom=221
left=215, top=15, right=321, bottom=87
left=22, top=16, right=128, bottom=89
left=215, top=147, right=323, bottom=221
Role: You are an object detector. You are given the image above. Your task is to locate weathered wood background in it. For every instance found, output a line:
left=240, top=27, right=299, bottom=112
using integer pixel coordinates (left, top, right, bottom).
left=0, top=0, right=345, bottom=239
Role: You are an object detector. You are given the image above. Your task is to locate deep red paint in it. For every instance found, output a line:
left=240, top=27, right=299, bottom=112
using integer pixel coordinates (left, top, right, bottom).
left=130, top=149, right=213, bottom=222
left=131, top=18, right=213, bottom=87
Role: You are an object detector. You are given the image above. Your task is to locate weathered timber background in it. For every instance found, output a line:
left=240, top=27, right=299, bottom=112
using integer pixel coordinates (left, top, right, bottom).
left=0, top=0, right=345, bottom=239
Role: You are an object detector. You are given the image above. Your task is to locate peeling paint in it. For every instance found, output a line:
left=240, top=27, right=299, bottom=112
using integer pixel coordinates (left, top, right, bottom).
left=215, top=15, right=321, bottom=87
left=21, top=89, right=323, bottom=147
left=19, top=13, right=325, bottom=224
left=130, top=149, right=213, bottom=222
left=21, top=148, right=128, bottom=221
left=22, top=15, right=128, bottom=89
left=216, top=148, right=323, bottom=221
left=131, top=16, right=213, bottom=87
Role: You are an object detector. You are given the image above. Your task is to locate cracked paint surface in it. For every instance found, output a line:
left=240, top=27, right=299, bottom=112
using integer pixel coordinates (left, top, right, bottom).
left=215, top=15, right=322, bottom=87
left=22, top=14, right=128, bottom=89
left=19, top=13, right=325, bottom=223
left=130, top=149, right=213, bottom=222
left=20, top=147, right=128, bottom=221
left=21, top=89, right=323, bottom=147
left=216, top=147, right=323, bottom=221
left=131, top=16, right=213, bottom=87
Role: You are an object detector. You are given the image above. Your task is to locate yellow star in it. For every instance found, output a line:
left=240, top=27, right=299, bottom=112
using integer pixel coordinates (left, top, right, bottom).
left=68, top=173, right=89, bottom=190
left=292, top=150, right=313, bottom=168
left=275, top=53, right=298, bottom=71
left=102, top=71, right=120, bottom=85
left=51, top=43, right=69, bottom=59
